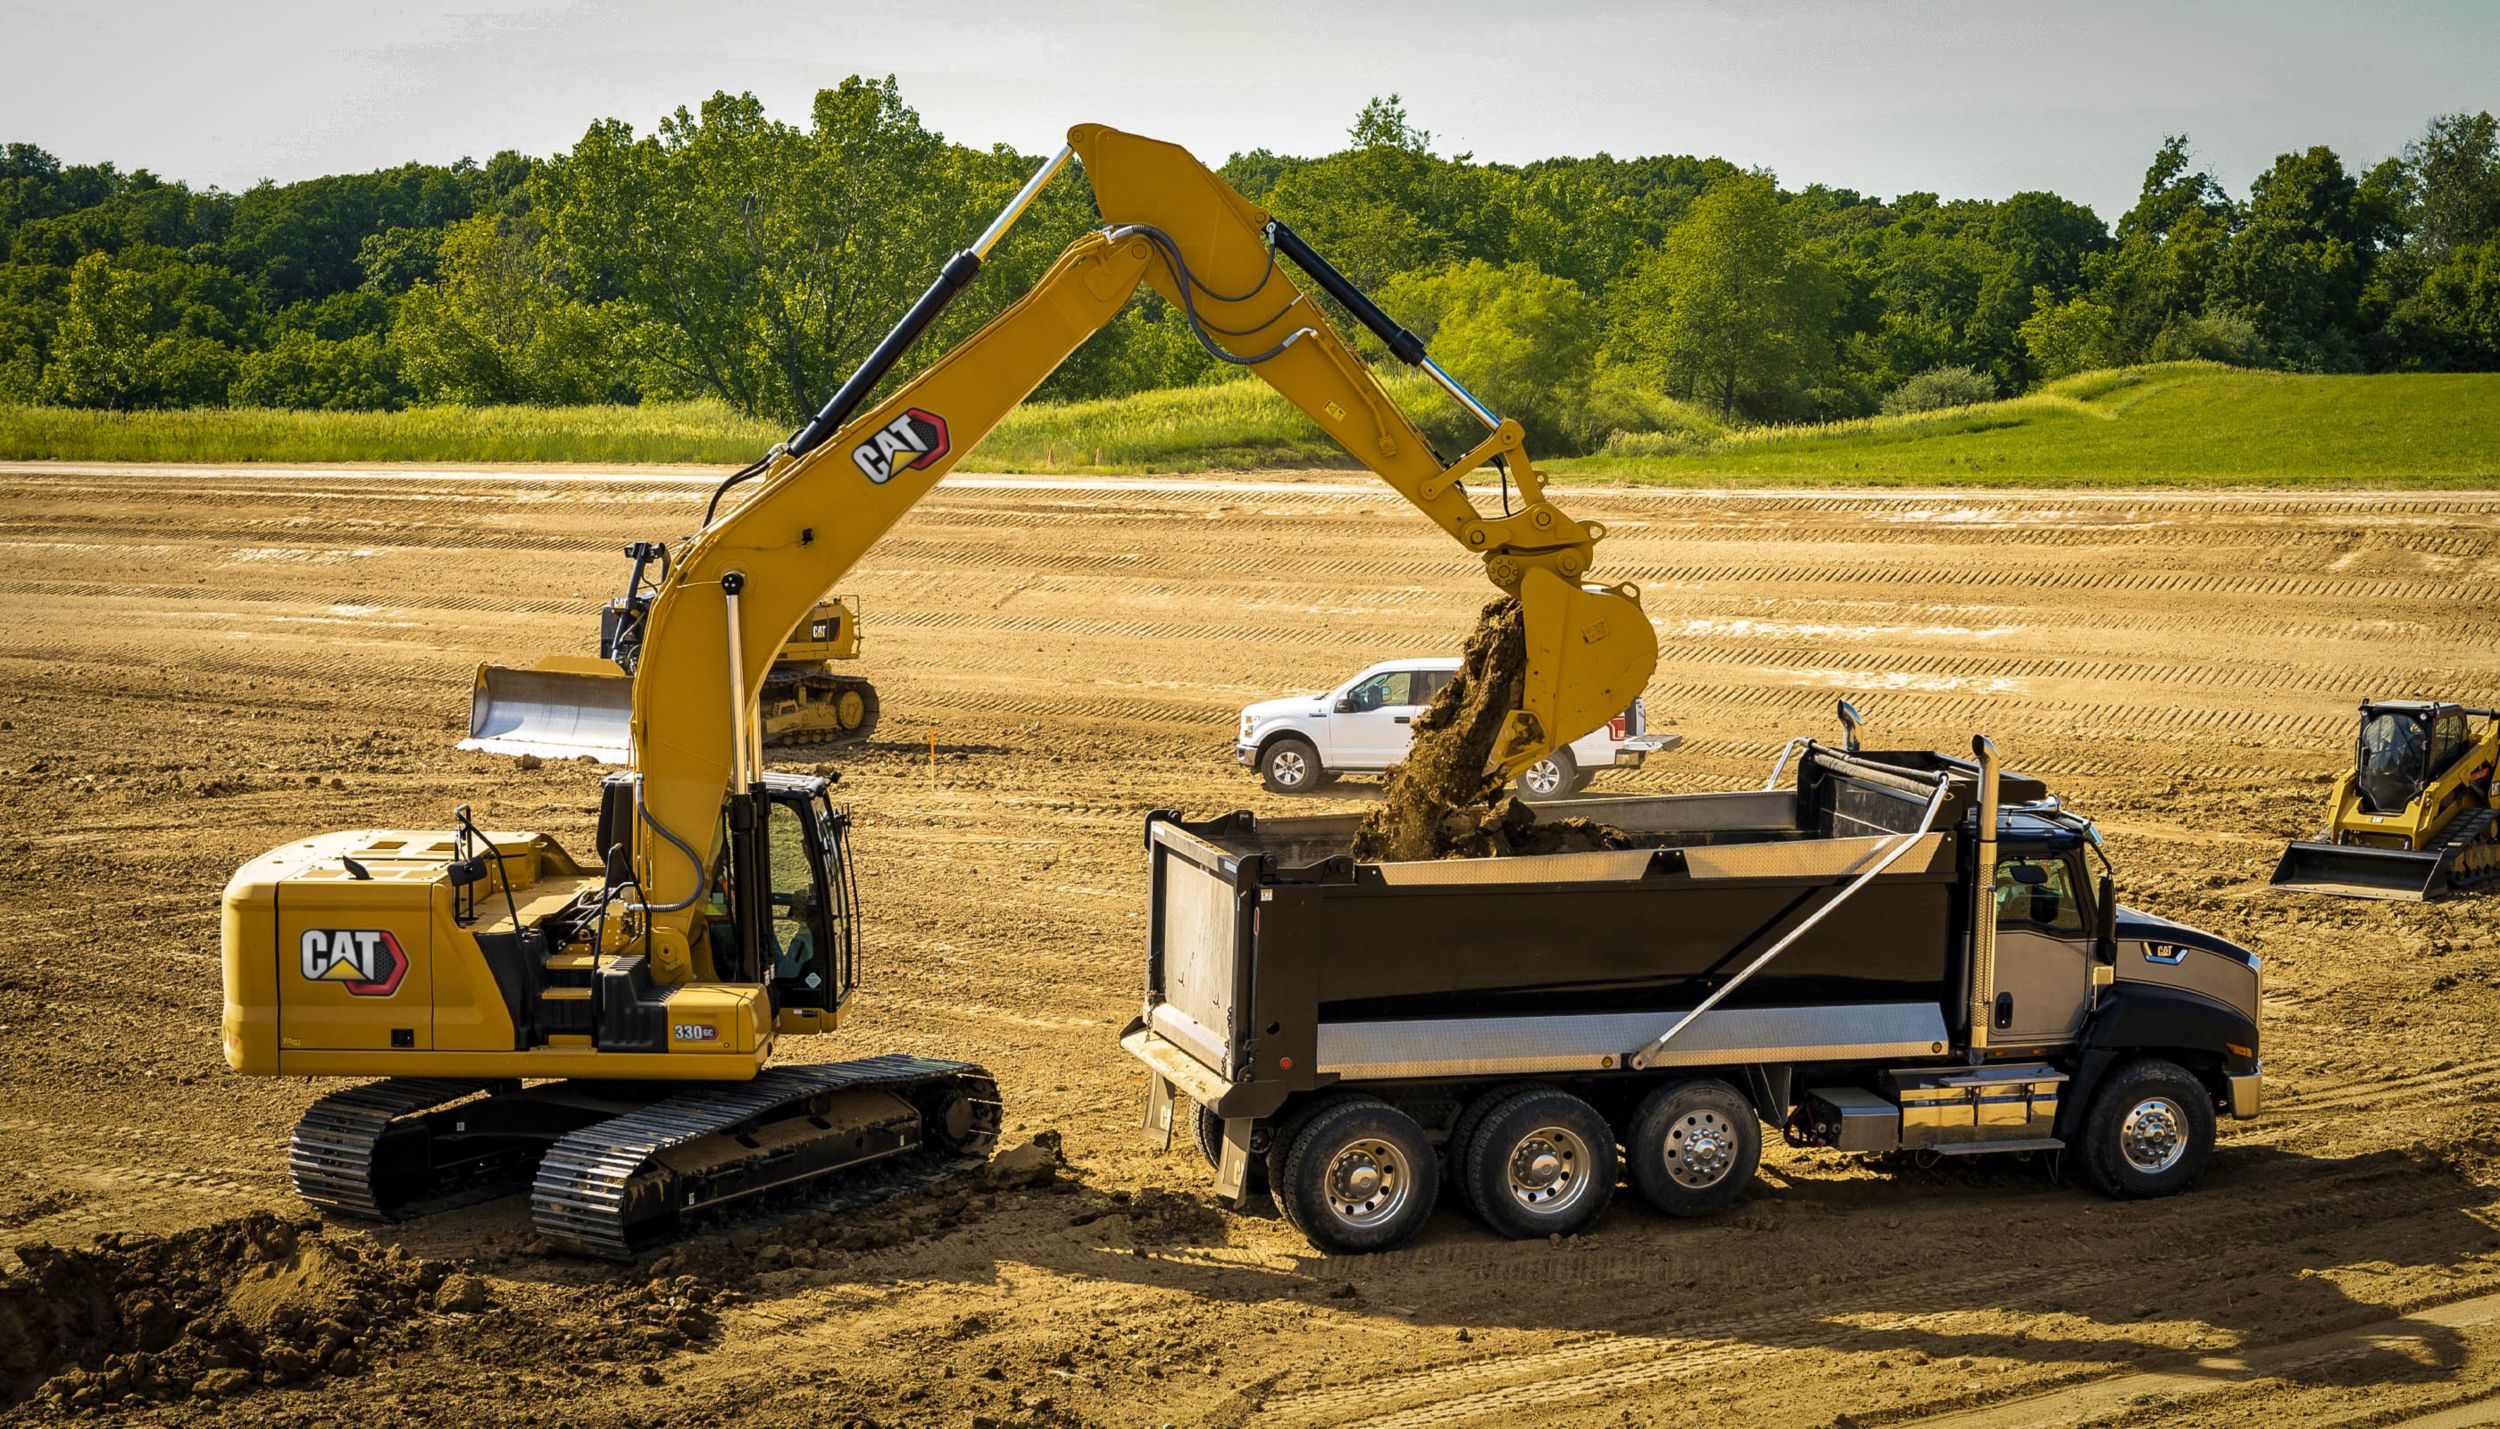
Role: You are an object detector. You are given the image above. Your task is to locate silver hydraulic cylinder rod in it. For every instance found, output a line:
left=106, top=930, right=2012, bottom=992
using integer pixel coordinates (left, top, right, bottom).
left=972, top=143, right=1074, bottom=260
left=723, top=574, right=750, bottom=790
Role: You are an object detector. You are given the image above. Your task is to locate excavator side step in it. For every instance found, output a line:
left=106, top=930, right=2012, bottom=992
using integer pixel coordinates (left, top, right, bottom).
left=531, top=1054, right=998, bottom=1258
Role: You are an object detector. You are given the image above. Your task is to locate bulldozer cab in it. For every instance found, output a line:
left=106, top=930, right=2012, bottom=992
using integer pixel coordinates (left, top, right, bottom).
left=2356, top=701, right=2470, bottom=814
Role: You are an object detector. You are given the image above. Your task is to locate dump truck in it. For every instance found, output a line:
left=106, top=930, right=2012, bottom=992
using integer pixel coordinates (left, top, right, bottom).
left=1125, top=708, right=2263, bottom=1253
left=2272, top=699, right=2499, bottom=900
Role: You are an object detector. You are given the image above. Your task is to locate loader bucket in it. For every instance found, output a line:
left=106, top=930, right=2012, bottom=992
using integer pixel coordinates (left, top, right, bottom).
left=1497, top=568, right=1660, bottom=776
left=2269, top=837, right=2452, bottom=901
left=458, top=656, right=633, bottom=765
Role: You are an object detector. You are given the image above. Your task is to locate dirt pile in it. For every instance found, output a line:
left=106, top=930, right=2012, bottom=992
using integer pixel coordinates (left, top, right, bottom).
left=1352, top=597, right=1529, bottom=861
left=0, top=1212, right=447, bottom=1415
left=1351, top=596, right=1644, bottom=862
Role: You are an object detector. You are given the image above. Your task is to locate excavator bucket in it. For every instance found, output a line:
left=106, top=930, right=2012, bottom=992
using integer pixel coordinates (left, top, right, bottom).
left=1499, top=569, right=1660, bottom=775
left=2269, top=838, right=2453, bottom=901
left=458, top=656, right=632, bottom=765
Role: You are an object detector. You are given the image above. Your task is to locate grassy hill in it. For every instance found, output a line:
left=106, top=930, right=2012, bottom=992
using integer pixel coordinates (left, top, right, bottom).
left=0, top=363, right=2492, bottom=486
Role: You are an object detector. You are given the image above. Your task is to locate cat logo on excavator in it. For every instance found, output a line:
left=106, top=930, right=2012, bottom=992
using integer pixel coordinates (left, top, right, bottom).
left=299, top=929, right=407, bottom=996
left=850, top=408, right=951, bottom=484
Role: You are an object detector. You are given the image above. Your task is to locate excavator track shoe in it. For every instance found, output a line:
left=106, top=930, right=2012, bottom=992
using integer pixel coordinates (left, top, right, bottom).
left=289, top=1078, right=508, bottom=1220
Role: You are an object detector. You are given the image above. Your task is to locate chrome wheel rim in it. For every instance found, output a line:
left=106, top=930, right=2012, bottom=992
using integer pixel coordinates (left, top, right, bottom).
left=2119, top=1096, right=2187, bottom=1174
left=1271, top=749, right=1309, bottom=787
left=1505, top=1124, right=1593, bottom=1215
left=1524, top=759, right=1564, bottom=795
left=1322, top=1138, right=1410, bottom=1227
left=1664, top=1107, right=1737, bottom=1189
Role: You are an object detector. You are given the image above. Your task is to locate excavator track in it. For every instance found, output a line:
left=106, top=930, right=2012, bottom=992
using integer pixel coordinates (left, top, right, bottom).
left=290, top=1078, right=515, bottom=1220
left=762, top=670, right=881, bottom=747
left=530, top=1055, right=999, bottom=1259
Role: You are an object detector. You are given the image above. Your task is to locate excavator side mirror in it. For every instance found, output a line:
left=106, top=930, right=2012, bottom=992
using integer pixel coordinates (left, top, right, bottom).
left=2094, top=873, right=2119, bottom=964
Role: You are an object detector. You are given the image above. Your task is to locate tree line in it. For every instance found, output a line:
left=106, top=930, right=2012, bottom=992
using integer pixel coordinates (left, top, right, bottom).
left=3, top=80, right=2496, bottom=454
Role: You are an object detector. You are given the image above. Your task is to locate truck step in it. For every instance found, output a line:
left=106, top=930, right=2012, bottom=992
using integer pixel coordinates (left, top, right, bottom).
left=1927, top=1137, right=2063, bottom=1156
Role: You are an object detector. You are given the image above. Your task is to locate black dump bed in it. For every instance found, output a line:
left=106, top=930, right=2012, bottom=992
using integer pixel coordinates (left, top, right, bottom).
left=1137, top=746, right=2041, bottom=1102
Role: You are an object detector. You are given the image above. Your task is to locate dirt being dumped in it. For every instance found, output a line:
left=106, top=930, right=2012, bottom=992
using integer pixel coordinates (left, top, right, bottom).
left=1351, top=595, right=1642, bottom=862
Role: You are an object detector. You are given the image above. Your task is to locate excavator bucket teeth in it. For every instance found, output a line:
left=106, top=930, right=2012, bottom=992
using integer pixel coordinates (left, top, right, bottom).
left=1502, top=568, right=1659, bottom=775
left=2269, top=838, right=2450, bottom=901
left=459, top=657, right=632, bottom=765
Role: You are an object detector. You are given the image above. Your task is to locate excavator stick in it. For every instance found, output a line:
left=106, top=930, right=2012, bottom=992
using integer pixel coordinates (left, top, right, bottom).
left=1497, top=569, right=1660, bottom=776
left=458, top=656, right=632, bottom=765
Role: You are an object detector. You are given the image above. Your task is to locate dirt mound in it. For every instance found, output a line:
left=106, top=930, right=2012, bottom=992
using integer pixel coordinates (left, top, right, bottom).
left=0, top=1212, right=446, bottom=1415
left=1353, top=597, right=1529, bottom=862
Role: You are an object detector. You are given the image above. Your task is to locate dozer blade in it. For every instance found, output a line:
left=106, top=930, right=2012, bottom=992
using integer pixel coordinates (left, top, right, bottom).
left=2270, top=838, right=2453, bottom=901
left=459, top=655, right=632, bottom=764
left=1497, top=568, right=1660, bottom=776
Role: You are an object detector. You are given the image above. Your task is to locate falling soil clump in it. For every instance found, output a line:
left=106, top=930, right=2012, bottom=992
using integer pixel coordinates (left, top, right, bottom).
left=1352, top=596, right=1641, bottom=861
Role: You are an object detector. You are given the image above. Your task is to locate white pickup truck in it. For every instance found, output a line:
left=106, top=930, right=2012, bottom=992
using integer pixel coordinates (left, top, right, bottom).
left=1236, top=657, right=1676, bottom=801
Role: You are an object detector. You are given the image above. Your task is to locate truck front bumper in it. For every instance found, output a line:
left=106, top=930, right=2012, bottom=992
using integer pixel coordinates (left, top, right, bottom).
left=2227, top=1064, right=2262, bottom=1119
left=1233, top=742, right=1256, bottom=767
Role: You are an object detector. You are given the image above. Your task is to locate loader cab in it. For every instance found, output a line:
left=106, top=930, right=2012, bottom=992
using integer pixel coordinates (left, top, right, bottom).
left=2354, top=701, right=2463, bottom=814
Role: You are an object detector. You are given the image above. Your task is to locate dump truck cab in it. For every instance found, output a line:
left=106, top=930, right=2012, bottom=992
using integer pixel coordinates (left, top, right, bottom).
left=1126, top=715, right=2262, bottom=1253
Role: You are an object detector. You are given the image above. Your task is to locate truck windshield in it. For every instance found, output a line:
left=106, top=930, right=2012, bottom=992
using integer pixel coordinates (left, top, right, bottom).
left=2357, top=711, right=2429, bottom=814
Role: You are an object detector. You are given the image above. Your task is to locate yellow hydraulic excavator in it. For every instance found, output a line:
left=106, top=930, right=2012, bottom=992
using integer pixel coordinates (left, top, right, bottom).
left=2273, top=699, right=2500, bottom=899
left=220, top=125, right=1659, bottom=1255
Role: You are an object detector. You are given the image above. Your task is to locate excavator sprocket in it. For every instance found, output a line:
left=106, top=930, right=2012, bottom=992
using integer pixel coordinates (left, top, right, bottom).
left=762, top=669, right=882, bottom=747
left=288, top=1056, right=999, bottom=1258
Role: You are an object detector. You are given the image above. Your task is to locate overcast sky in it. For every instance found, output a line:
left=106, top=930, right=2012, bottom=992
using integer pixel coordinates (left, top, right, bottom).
left=3, top=0, right=2494, bottom=221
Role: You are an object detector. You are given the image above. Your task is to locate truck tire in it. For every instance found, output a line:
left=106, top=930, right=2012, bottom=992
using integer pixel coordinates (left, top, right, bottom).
left=1514, top=748, right=1577, bottom=802
left=1264, top=1092, right=1362, bottom=1235
left=1460, top=1086, right=1618, bottom=1240
left=1627, top=1078, right=1760, bottom=1218
left=1443, top=1085, right=1518, bottom=1221
left=1261, top=736, right=1324, bottom=794
left=2076, top=1057, right=2216, bottom=1199
left=1190, top=1099, right=1267, bottom=1197
left=1277, top=1098, right=1439, bottom=1253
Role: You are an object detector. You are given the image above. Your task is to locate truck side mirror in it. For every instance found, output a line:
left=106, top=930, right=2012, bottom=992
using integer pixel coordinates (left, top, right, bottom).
left=1332, top=696, right=1356, bottom=714
left=2094, top=873, right=2119, bottom=964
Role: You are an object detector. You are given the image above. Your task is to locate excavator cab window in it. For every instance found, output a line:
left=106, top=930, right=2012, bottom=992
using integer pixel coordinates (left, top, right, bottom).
left=2358, top=710, right=2432, bottom=814
left=763, top=798, right=836, bottom=1008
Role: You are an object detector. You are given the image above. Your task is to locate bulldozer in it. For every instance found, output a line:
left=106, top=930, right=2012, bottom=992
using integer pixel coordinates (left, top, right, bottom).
left=220, top=124, right=1659, bottom=1256
left=463, top=595, right=879, bottom=764
left=2272, top=699, right=2500, bottom=900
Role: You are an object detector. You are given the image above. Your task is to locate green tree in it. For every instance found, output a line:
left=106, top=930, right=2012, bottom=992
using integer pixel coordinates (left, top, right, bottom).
left=2087, top=137, right=2235, bottom=360
left=390, top=214, right=618, bottom=404
left=2210, top=146, right=2373, bottom=368
left=38, top=250, right=240, bottom=407
left=2407, top=112, right=2500, bottom=258
left=2386, top=239, right=2500, bottom=367
left=1378, top=258, right=1597, bottom=448
left=2017, top=289, right=2118, bottom=379
left=1609, top=175, right=1838, bottom=419
left=231, top=330, right=407, bottom=409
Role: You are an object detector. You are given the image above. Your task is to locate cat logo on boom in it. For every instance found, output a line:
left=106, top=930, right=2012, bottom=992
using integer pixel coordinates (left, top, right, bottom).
left=299, top=928, right=408, bottom=997
left=850, top=408, right=951, bottom=484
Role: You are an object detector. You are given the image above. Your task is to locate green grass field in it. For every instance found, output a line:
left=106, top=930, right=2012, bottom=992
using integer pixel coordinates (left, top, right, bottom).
left=1, top=363, right=2493, bottom=485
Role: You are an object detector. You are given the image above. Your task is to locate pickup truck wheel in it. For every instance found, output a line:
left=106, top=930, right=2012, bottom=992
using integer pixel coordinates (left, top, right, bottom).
left=1514, top=749, right=1577, bottom=802
left=1190, top=1099, right=1267, bottom=1196
left=1261, top=736, right=1324, bottom=794
left=1462, top=1087, right=1617, bottom=1240
left=2077, top=1058, right=2215, bottom=1199
left=1279, top=1098, right=1439, bottom=1253
left=1628, top=1079, right=1760, bottom=1218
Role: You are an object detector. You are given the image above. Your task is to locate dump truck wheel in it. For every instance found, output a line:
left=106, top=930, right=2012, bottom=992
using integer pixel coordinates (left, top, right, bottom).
left=1278, top=1098, right=1438, bottom=1253
left=1190, top=1099, right=1266, bottom=1197
left=1262, top=737, right=1324, bottom=794
left=1444, top=1085, right=1523, bottom=1221
left=1515, top=749, right=1577, bottom=802
left=2077, top=1058, right=2215, bottom=1199
left=1461, top=1086, right=1617, bottom=1240
left=1628, top=1079, right=1760, bottom=1218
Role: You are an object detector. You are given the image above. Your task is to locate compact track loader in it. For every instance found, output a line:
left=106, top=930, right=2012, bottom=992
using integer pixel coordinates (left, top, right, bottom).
left=223, top=124, right=1658, bottom=1256
left=464, top=595, right=878, bottom=763
left=2272, top=700, right=2500, bottom=900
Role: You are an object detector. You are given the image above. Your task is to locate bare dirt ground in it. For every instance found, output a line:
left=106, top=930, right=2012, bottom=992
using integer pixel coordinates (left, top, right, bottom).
left=3, top=462, right=2500, bottom=1427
